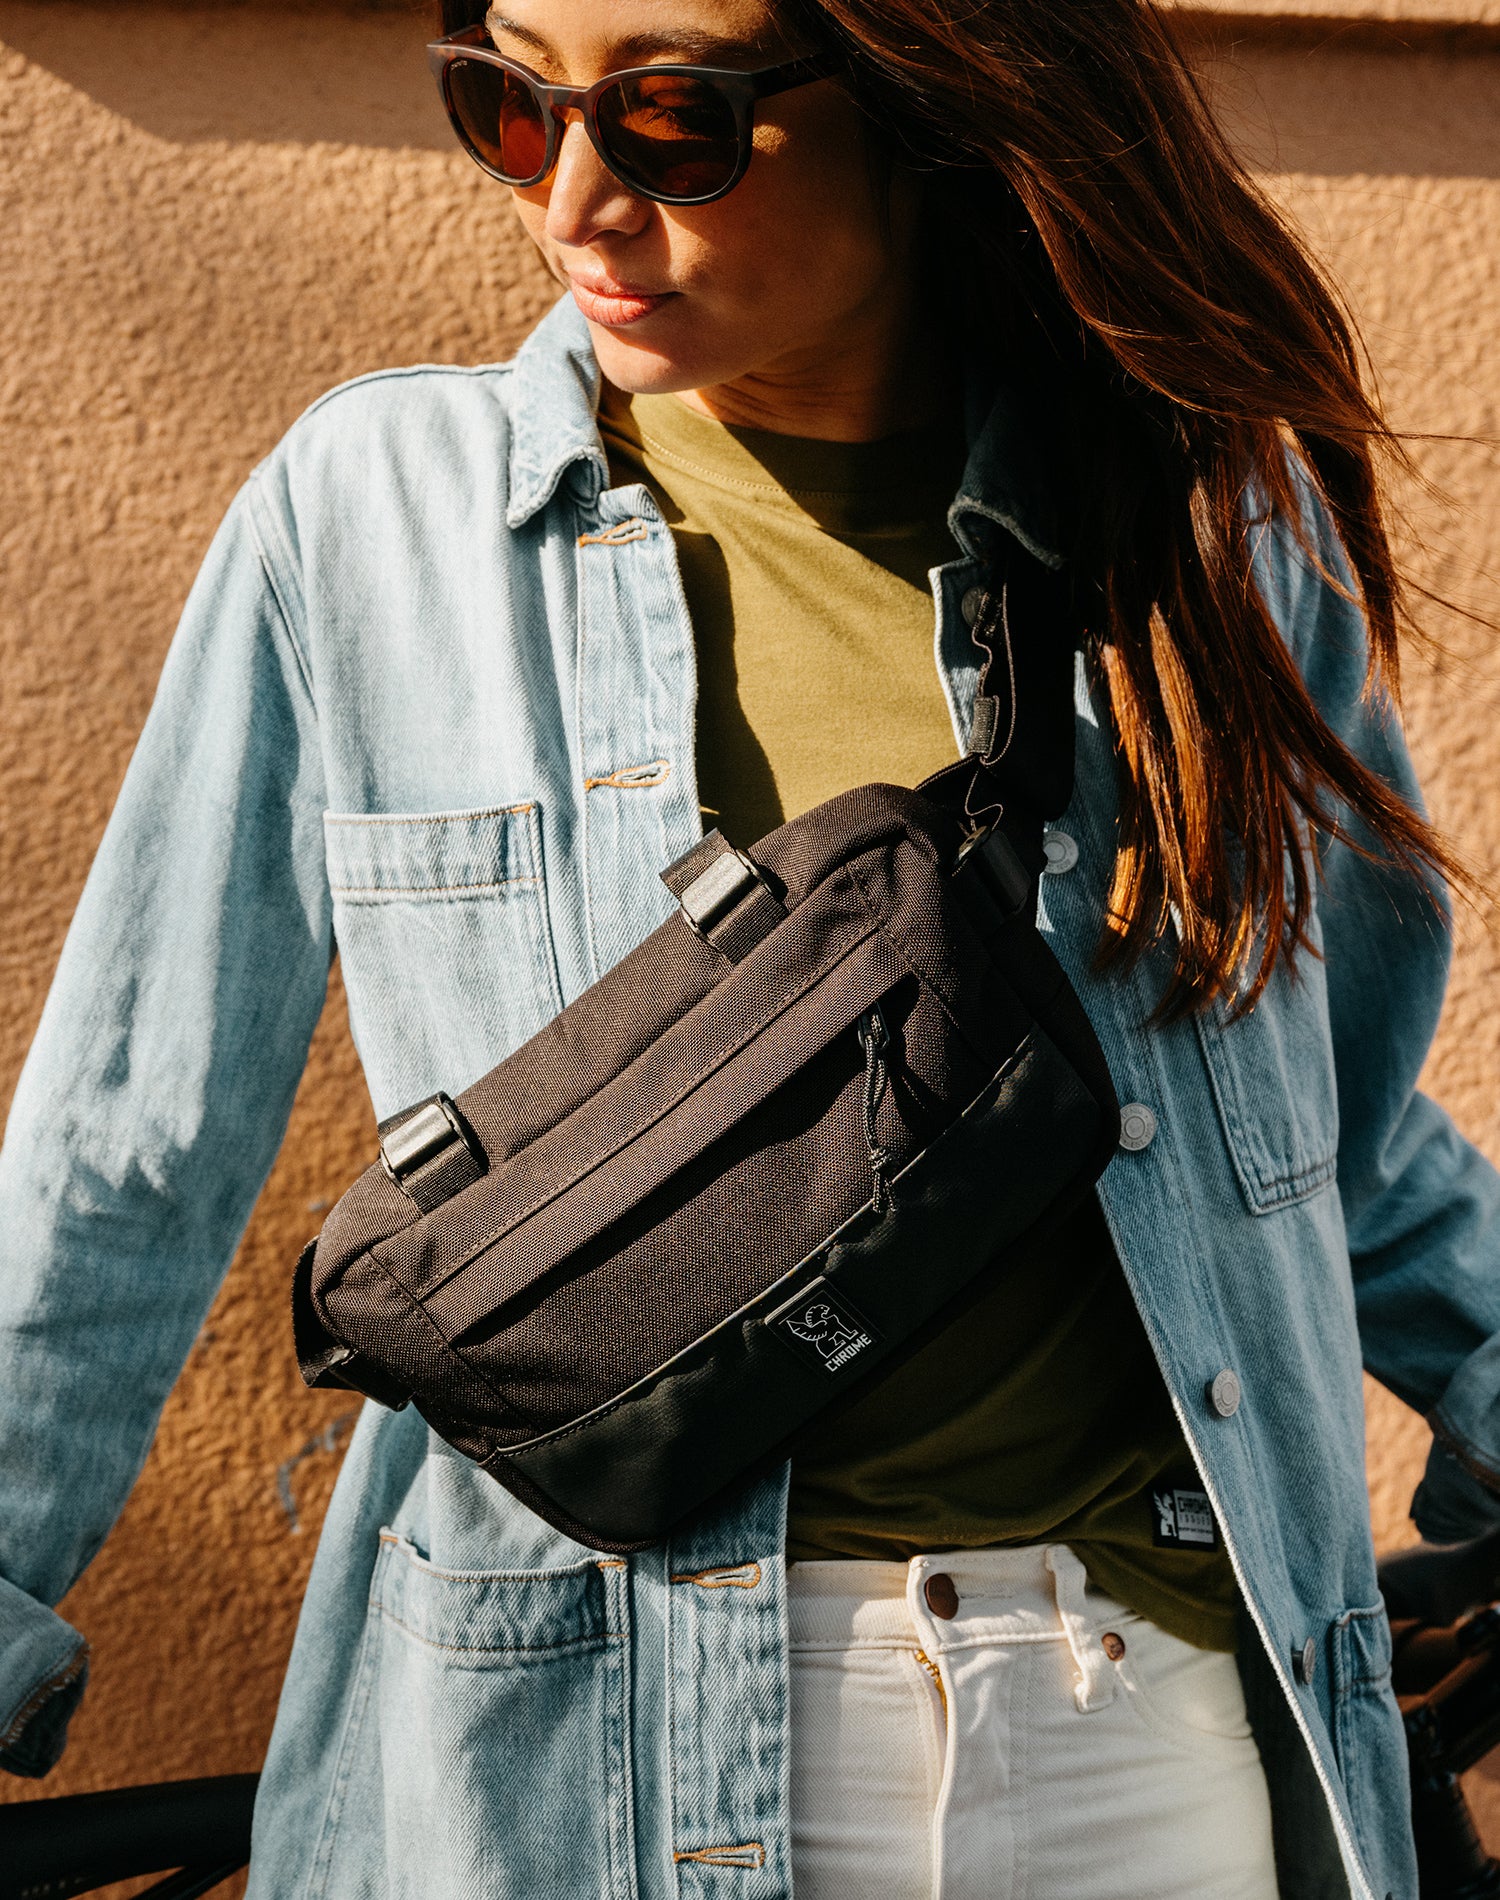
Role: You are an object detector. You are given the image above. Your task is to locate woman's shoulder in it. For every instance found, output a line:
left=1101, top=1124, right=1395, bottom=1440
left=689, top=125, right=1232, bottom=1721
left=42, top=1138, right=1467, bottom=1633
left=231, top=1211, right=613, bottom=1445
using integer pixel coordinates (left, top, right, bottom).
left=245, top=297, right=598, bottom=545
left=249, top=359, right=519, bottom=516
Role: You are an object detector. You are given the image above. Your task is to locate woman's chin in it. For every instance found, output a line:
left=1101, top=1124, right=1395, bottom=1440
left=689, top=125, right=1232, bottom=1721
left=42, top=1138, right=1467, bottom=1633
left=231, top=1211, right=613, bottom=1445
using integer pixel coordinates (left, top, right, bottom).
left=587, top=322, right=737, bottom=401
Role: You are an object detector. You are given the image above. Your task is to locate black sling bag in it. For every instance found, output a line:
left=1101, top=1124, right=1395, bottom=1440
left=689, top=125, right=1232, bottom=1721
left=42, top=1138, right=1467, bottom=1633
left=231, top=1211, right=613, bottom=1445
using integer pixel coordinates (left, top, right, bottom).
left=291, top=554, right=1120, bottom=1551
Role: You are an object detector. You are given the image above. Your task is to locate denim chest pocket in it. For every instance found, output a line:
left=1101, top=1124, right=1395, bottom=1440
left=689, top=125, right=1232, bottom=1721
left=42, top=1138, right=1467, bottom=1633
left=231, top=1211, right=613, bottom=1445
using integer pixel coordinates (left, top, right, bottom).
left=324, top=804, right=564, bottom=1109
left=1193, top=896, right=1340, bottom=1214
left=309, top=1531, right=634, bottom=1900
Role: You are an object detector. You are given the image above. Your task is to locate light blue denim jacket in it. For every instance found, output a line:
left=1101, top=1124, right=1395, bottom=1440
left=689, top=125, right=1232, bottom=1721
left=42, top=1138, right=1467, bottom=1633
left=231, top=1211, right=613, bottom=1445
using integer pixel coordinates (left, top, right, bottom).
left=5, top=297, right=1500, bottom=1899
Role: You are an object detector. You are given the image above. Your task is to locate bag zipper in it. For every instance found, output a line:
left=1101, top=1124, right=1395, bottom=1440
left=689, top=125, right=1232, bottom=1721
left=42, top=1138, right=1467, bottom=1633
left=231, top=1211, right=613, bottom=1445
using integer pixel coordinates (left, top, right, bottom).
left=857, top=1005, right=894, bottom=1214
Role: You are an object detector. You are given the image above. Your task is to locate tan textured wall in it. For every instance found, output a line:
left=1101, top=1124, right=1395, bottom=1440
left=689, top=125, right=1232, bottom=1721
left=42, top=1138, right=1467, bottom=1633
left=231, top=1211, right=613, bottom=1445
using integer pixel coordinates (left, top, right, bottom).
left=1, top=0, right=1497, bottom=1855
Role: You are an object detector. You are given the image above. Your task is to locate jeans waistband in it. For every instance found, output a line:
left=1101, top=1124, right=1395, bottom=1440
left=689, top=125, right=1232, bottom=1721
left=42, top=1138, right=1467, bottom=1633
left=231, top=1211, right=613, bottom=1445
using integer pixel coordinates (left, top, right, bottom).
left=786, top=1545, right=1121, bottom=1711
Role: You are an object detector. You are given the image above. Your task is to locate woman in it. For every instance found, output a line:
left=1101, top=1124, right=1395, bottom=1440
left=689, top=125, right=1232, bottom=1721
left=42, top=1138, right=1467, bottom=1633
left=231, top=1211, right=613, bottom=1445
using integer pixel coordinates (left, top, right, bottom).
left=1, top=0, right=1497, bottom=1894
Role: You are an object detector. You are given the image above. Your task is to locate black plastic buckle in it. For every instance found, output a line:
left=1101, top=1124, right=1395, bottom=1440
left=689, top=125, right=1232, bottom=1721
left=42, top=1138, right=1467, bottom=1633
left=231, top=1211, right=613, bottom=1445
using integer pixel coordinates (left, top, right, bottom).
left=380, top=1093, right=463, bottom=1182
left=378, top=1092, right=485, bottom=1211
left=677, top=846, right=769, bottom=943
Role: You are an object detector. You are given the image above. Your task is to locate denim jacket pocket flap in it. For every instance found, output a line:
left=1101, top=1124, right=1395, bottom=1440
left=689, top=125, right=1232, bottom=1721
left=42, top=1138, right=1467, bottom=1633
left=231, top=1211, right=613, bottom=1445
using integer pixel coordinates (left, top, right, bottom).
left=370, top=1529, right=624, bottom=1663
left=322, top=805, right=564, bottom=1109
left=1332, top=1601, right=1392, bottom=1700
left=1329, top=1600, right=1407, bottom=1881
left=305, top=1530, right=633, bottom=1896
left=324, top=803, right=544, bottom=902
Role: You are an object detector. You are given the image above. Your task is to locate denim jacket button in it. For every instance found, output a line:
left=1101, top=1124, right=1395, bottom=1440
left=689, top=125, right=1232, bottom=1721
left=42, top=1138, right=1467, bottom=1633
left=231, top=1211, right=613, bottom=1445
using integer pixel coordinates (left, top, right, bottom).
left=1208, top=1369, right=1242, bottom=1419
left=1293, top=1636, right=1318, bottom=1685
left=1118, top=1103, right=1157, bottom=1152
left=960, top=585, right=987, bottom=627
left=1043, top=830, right=1079, bottom=875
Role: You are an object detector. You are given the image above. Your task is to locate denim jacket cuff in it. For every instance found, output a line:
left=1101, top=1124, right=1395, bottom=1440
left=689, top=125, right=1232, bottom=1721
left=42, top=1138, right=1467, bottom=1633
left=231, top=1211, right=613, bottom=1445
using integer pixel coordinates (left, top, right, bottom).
left=1414, top=1427, right=1500, bottom=1544
left=0, top=1573, right=89, bottom=1779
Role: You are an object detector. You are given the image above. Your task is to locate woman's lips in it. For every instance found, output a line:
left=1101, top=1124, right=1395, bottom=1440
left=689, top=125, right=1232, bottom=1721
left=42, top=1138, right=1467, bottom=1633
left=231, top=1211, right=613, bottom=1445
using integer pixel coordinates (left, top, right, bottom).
left=568, top=277, right=675, bottom=327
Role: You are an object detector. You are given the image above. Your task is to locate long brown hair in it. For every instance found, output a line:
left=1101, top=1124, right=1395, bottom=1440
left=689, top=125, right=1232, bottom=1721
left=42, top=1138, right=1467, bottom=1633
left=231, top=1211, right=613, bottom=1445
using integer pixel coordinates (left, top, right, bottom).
left=438, top=0, right=1460, bottom=1014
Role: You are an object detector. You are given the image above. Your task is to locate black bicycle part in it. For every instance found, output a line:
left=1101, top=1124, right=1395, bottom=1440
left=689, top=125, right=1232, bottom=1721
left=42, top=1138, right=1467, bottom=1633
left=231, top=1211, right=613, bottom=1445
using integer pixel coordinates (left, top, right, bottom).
left=0, top=1773, right=257, bottom=1900
left=1381, top=1535, right=1500, bottom=1898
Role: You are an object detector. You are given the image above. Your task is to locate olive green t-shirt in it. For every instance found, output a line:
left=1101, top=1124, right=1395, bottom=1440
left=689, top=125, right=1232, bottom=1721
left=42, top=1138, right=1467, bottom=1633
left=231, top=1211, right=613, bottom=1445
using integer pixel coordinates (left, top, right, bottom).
left=599, top=383, right=1239, bottom=1651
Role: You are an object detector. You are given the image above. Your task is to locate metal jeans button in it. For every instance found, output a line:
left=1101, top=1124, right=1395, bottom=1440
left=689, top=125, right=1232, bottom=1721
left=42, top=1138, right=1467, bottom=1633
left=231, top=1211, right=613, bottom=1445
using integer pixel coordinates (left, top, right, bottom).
left=960, top=585, right=986, bottom=627
left=924, top=1572, right=959, bottom=1620
left=1208, top=1368, right=1242, bottom=1418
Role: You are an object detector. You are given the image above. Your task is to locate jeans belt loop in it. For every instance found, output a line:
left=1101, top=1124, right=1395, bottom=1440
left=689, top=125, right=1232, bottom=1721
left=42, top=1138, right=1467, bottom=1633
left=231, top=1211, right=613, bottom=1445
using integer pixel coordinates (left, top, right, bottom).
left=1047, top=1544, right=1116, bottom=1714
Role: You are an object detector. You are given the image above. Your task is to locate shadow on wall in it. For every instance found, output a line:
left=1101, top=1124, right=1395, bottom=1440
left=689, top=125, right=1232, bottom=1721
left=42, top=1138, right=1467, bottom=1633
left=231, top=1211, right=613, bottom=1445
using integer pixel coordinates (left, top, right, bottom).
left=0, top=0, right=452, bottom=151
left=4, top=0, right=1500, bottom=178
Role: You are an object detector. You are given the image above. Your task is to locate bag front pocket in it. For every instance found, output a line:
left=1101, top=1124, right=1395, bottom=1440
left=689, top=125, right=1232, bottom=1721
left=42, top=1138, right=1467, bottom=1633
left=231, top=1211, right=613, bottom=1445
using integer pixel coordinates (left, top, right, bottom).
left=310, top=1529, right=633, bottom=1900
left=325, top=804, right=564, bottom=1110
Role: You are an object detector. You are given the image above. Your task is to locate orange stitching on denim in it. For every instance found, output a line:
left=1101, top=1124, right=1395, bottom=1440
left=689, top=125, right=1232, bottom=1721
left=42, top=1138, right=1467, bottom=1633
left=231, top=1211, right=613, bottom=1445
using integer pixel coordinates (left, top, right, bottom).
left=375, top=1529, right=603, bottom=1586
left=372, top=1607, right=623, bottom=1656
left=329, top=875, right=539, bottom=899
left=672, top=1843, right=766, bottom=1868
left=0, top=1644, right=89, bottom=1752
left=669, top=1563, right=761, bottom=1590
left=583, top=759, right=671, bottom=791
left=596, top=1559, right=627, bottom=1570
left=324, top=803, right=533, bottom=827
left=578, top=517, right=650, bottom=547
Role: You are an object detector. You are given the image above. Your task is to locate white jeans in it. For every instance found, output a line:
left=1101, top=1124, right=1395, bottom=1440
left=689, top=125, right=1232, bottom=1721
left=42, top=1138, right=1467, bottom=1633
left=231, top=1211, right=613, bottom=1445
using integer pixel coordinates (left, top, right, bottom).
left=787, top=1545, right=1279, bottom=1900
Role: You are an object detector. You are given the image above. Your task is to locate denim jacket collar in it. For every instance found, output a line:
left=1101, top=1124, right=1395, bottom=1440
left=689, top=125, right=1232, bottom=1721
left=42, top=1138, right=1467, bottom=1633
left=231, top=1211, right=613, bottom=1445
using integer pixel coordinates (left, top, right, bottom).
left=504, top=296, right=1067, bottom=570
left=950, top=371, right=1068, bottom=571
left=504, top=298, right=609, bottom=529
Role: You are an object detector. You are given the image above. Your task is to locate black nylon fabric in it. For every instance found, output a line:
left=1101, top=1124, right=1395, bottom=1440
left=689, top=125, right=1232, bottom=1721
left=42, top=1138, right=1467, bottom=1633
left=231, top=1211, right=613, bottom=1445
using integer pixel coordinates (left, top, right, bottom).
left=419, top=941, right=906, bottom=1341
left=500, top=1027, right=1101, bottom=1548
left=370, top=861, right=888, bottom=1307
left=294, top=770, right=1119, bottom=1549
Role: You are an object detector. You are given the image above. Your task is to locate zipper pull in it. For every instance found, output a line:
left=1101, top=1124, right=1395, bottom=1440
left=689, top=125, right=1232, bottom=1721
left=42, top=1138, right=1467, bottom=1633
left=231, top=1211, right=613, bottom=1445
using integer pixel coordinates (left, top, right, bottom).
left=857, top=1006, right=893, bottom=1215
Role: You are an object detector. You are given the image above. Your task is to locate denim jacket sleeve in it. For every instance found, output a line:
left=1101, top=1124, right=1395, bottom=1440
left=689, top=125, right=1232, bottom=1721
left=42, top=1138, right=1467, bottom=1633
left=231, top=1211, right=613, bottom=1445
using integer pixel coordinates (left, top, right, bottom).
left=0, top=480, right=331, bottom=1774
left=1265, top=498, right=1500, bottom=1538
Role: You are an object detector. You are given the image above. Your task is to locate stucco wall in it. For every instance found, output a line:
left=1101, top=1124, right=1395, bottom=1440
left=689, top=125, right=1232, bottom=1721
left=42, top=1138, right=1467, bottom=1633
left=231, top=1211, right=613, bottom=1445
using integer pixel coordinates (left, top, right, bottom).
left=1, top=0, right=1497, bottom=1858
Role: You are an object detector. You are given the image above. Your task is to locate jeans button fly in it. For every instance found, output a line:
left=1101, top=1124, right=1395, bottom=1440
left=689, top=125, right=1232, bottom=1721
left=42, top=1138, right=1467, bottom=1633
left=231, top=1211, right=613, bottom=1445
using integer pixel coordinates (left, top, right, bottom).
left=924, top=1573, right=959, bottom=1620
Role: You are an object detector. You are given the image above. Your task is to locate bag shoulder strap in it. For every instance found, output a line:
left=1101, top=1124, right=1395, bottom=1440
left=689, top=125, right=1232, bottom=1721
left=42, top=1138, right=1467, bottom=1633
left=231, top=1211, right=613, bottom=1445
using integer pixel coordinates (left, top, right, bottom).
left=920, top=547, right=1082, bottom=887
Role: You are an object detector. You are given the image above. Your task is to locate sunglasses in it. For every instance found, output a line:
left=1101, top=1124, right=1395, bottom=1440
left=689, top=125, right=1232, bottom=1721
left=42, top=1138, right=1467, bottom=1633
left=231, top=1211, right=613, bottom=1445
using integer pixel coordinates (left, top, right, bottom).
left=426, top=27, right=837, bottom=206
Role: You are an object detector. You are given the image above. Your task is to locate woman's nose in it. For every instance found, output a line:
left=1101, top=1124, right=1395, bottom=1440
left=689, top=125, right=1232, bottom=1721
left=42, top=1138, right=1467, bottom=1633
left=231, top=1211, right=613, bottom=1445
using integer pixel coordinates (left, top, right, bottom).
left=540, top=112, right=650, bottom=248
